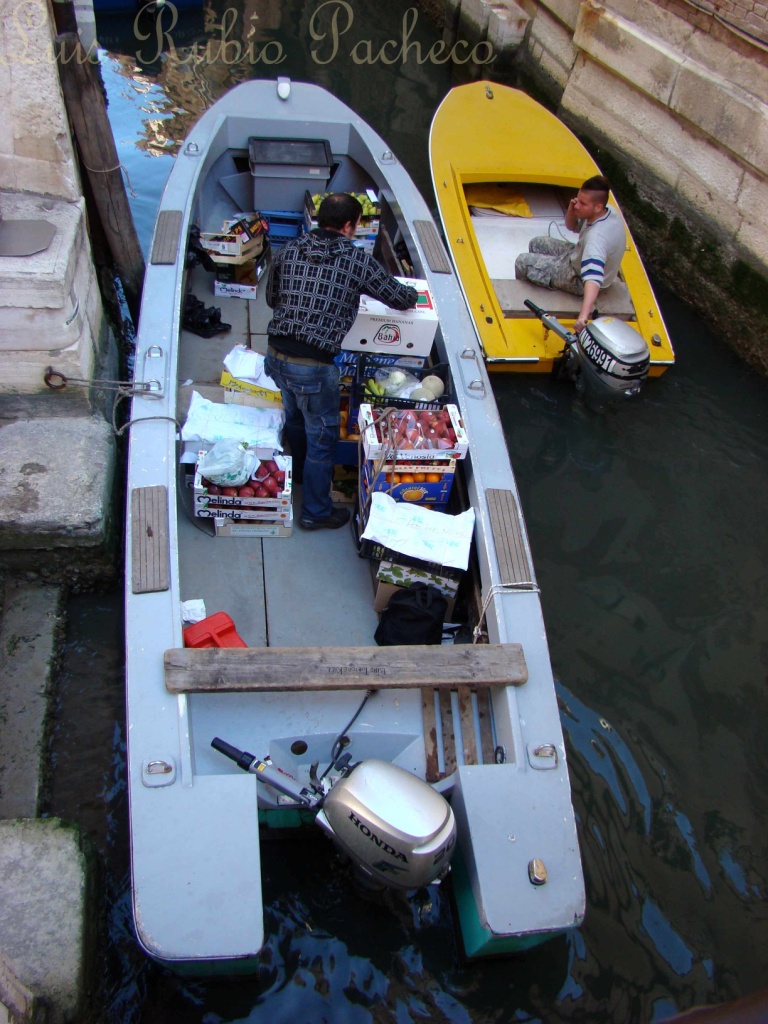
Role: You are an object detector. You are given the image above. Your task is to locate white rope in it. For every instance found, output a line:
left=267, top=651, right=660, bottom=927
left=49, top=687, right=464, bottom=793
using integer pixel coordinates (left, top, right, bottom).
left=473, top=581, right=540, bottom=643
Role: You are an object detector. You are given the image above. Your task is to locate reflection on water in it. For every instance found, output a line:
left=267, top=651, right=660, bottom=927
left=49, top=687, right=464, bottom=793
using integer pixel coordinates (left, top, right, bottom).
left=45, top=3, right=768, bottom=1020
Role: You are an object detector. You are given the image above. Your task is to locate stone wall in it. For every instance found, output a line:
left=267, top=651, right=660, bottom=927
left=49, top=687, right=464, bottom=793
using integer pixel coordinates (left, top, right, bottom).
left=434, top=0, right=768, bottom=371
left=0, top=0, right=110, bottom=397
left=0, top=0, right=80, bottom=200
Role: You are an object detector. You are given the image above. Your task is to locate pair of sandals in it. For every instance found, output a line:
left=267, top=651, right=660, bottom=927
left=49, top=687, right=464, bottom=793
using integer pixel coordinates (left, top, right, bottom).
left=182, top=293, right=231, bottom=338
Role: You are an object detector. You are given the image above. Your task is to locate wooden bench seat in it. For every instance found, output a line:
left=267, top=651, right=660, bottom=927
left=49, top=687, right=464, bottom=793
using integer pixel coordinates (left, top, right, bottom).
left=164, top=642, right=527, bottom=693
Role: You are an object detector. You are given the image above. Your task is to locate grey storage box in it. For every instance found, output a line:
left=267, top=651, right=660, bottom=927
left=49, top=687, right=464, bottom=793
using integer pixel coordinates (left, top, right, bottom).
left=248, top=137, right=333, bottom=212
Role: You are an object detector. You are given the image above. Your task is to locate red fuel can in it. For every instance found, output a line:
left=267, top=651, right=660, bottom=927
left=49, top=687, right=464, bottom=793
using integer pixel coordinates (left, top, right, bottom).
left=183, top=612, right=247, bottom=648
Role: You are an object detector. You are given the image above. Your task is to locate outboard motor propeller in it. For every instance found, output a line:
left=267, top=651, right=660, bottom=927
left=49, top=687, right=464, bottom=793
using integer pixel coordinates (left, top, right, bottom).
left=212, top=739, right=456, bottom=890
left=524, top=299, right=650, bottom=412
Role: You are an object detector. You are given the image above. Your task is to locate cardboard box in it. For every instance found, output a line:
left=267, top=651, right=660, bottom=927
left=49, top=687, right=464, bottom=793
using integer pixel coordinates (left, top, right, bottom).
left=194, top=455, right=292, bottom=519
left=374, top=581, right=456, bottom=618
left=201, top=215, right=268, bottom=263
left=361, top=458, right=455, bottom=508
left=220, top=370, right=283, bottom=405
left=214, top=250, right=268, bottom=296
left=341, top=278, right=438, bottom=357
left=214, top=279, right=258, bottom=300
left=358, top=403, right=469, bottom=461
left=331, top=463, right=358, bottom=504
left=224, top=390, right=282, bottom=411
left=214, top=516, right=293, bottom=538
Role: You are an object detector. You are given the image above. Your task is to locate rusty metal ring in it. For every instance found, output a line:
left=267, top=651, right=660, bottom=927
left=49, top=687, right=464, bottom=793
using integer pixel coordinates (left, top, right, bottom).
left=44, top=367, right=68, bottom=390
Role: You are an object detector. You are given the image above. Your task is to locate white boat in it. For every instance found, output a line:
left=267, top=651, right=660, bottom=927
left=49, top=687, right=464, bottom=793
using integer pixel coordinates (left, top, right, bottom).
left=125, top=78, right=584, bottom=968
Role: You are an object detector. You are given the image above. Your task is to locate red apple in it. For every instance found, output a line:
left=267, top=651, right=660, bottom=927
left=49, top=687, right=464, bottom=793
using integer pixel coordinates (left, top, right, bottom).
left=238, top=486, right=255, bottom=498
left=221, top=487, right=238, bottom=497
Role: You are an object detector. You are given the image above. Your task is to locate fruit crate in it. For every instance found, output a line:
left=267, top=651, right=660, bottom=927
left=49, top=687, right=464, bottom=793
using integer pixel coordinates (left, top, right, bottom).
left=358, top=404, right=469, bottom=461
left=361, top=457, right=455, bottom=508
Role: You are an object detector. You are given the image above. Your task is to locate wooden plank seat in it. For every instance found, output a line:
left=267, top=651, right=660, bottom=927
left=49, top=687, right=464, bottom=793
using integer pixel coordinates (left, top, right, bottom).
left=164, top=642, right=527, bottom=693
left=492, top=277, right=635, bottom=320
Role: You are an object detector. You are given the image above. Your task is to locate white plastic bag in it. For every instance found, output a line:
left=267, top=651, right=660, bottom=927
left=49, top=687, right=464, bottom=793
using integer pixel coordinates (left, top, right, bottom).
left=197, top=440, right=258, bottom=487
left=361, top=493, right=475, bottom=570
left=181, top=391, right=284, bottom=449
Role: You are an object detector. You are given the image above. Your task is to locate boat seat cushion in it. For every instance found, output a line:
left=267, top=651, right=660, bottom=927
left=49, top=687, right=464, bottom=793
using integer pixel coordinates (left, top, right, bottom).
left=492, top=278, right=635, bottom=319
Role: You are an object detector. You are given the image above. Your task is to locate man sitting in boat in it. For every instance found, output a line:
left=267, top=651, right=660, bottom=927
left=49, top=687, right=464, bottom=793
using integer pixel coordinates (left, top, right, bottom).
left=265, top=192, right=418, bottom=531
left=514, top=175, right=626, bottom=333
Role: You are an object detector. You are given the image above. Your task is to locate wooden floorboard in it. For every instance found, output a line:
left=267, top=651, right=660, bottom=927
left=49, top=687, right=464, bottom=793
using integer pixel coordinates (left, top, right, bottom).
left=486, top=488, right=534, bottom=586
left=151, top=210, right=183, bottom=265
left=131, top=486, right=169, bottom=594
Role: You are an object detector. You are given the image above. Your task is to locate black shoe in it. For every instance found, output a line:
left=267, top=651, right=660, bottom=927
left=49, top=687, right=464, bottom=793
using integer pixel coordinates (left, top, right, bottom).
left=298, top=507, right=351, bottom=530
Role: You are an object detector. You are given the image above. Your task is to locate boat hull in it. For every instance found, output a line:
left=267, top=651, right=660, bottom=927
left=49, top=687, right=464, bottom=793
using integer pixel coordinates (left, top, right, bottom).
left=125, top=79, right=585, bottom=969
left=429, top=82, right=675, bottom=375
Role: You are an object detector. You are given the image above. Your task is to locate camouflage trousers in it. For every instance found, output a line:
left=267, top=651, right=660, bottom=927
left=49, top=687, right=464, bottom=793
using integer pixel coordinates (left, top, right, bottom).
left=514, top=236, right=583, bottom=295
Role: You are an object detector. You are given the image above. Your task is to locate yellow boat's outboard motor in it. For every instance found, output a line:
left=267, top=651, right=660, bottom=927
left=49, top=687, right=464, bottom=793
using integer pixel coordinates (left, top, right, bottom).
left=525, top=299, right=650, bottom=412
left=212, top=739, right=456, bottom=890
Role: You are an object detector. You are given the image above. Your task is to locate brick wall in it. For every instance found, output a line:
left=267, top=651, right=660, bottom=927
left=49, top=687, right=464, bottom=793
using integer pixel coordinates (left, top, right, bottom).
left=655, top=0, right=768, bottom=49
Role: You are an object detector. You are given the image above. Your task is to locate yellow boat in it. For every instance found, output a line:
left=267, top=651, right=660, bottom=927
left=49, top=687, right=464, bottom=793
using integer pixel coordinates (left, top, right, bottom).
left=429, top=82, right=675, bottom=375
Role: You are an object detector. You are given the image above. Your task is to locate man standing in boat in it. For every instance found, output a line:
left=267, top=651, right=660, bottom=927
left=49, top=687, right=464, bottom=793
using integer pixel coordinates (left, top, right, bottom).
left=514, top=175, right=626, bottom=333
left=265, top=193, right=418, bottom=531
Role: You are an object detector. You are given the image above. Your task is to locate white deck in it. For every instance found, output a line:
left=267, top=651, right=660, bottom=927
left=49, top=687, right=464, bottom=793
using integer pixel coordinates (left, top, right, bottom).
left=469, top=184, right=635, bottom=318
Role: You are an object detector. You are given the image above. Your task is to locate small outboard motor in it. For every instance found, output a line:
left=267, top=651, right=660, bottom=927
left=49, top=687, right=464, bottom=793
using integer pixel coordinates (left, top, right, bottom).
left=212, top=740, right=456, bottom=890
left=524, top=299, right=650, bottom=412
left=314, top=759, right=456, bottom=890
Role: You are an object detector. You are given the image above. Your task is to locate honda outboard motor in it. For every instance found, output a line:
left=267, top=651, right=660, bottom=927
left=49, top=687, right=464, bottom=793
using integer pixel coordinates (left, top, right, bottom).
left=524, top=299, right=650, bottom=412
left=212, top=740, right=456, bottom=890
left=314, top=759, right=456, bottom=889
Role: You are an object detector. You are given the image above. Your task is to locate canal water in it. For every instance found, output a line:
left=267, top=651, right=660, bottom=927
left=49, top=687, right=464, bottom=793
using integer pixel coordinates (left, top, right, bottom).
left=48, top=2, right=768, bottom=1020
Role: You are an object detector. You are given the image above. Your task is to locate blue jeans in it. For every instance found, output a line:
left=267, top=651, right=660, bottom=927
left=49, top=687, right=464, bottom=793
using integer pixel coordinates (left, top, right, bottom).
left=264, top=353, right=340, bottom=521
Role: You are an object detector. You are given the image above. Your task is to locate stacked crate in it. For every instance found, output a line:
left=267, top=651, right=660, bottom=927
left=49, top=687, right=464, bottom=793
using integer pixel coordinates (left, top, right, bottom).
left=193, top=454, right=293, bottom=538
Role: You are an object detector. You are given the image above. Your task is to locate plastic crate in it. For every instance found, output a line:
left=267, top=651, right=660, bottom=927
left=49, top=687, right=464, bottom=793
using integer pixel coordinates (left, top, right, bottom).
left=355, top=358, right=452, bottom=413
left=263, top=208, right=311, bottom=247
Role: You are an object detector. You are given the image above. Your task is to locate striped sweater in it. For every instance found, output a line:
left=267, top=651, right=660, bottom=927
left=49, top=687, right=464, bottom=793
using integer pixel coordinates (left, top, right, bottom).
left=569, top=207, right=626, bottom=289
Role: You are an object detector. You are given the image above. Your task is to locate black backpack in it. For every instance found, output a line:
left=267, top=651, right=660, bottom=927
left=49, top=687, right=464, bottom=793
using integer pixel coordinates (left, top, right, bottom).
left=374, top=583, right=447, bottom=646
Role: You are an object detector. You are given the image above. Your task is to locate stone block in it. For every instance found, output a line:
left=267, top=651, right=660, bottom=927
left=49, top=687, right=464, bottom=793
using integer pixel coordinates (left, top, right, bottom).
left=536, top=0, right=582, bottom=31
left=574, top=3, right=681, bottom=105
left=684, top=28, right=768, bottom=102
left=459, top=0, right=493, bottom=36
left=0, top=333, right=95, bottom=397
left=0, top=1, right=80, bottom=201
left=604, top=0, right=695, bottom=49
left=0, top=416, right=115, bottom=551
left=563, top=59, right=744, bottom=210
left=676, top=166, right=744, bottom=234
left=488, top=1, right=530, bottom=51
left=526, top=5, right=578, bottom=85
left=671, top=64, right=768, bottom=175
left=0, top=582, right=63, bottom=819
left=0, top=193, right=91, bottom=311
left=0, top=192, right=106, bottom=393
left=733, top=172, right=768, bottom=264
left=0, top=818, right=94, bottom=1022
